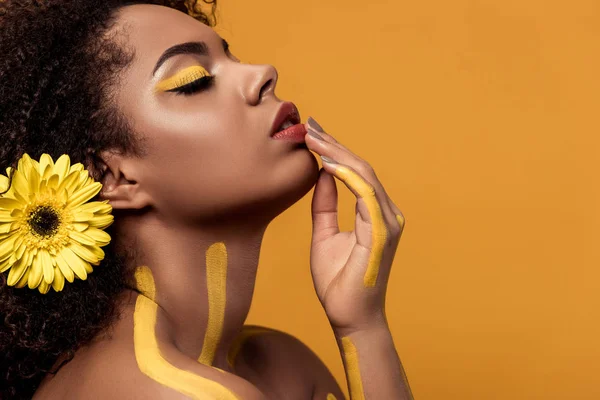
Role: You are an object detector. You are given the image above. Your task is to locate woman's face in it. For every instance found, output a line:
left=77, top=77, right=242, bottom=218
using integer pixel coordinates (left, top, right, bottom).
left=108, top=4, right=319, bottom=223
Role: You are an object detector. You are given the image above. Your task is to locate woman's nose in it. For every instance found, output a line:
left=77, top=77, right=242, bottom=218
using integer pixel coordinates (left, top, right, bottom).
left=243, top=64, right=278, bottom=106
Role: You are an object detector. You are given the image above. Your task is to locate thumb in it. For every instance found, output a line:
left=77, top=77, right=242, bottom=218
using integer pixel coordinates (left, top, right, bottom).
left=311, top=167, right=340, bottom=242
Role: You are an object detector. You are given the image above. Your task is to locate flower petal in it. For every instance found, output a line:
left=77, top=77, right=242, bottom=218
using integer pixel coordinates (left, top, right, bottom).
left=67, top=182, right=102, bottom=209
left=54, top=154, right=71, bottom=184
left=46, top=174, right=59, bottom=190
left=39, top=249, right=54, bottom=284
left=80, top=201, right=112, bottom=215
left=27, top=253, right=44, bottom=289
left=38, top=280, right=50, bottom=294
left=39, top=154, right=54, bottom=178
left=0, top=222, right=18, bottom=234
left=0, top=257, right=11, bottom=272
left=0, top=232, right=20, bottom=260
left=68, top=241, right=101, bottom=264
left=27, top=165, right=41, bottom=193
left=70, top=163, right=84, bottom=173
left=72, top=222, right=89, bottom=232
left=18, top=153, right=34, bottom=182
left=7, top=254, right=30, bottom=286
left=0, top=197, right=23, bottom=210
left=83, top=227, right=111, bottom=246
left=51, top=266, right=65, bottom=292
left=88, top=215, right=114, bottom=229
left=15, top=267, right=30, bottom=288
left=12, top=169, right=30, bottom=201
left=60, top=246, right=88, bottom=280
left=56, top=171, right=80, bottom=196
left=0, top=211, right=16, bottom=222
left=68, top=230, right=96, bottom=246
left=72, top=210, right=94, bottom=222
left=55, top=251, right=75, bottom=283
left=0, top=175, right=9, bottom=192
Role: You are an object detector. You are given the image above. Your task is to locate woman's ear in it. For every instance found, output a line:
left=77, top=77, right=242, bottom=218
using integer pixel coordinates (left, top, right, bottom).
left=96, top=150, right=152, bottom=210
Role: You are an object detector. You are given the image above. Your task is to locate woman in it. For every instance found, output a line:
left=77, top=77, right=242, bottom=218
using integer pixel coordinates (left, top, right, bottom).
left=0, top=0, right=412, bottom=399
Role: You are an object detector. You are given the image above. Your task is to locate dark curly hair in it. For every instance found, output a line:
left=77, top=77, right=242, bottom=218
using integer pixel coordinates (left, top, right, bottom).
left=0, top=1, right=217, bottom=398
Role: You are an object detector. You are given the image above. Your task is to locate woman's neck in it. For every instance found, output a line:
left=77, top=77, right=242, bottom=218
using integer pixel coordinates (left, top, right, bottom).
left=118, top=213, right=268, bottom=371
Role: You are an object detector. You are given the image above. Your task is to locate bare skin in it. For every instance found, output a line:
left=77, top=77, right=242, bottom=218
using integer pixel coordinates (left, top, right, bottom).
left=34, top=4, right=412, bottom=399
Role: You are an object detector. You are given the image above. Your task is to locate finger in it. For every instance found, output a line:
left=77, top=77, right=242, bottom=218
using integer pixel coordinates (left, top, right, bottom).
left=320, top=159, right=387, bottom=288
left=305, top=125, right=398, bottom=233
left=306, top=117, right=339, bottom=145
left=311, top=167, right=340, bottom=243
left=379, top=184, right=406, bottom=233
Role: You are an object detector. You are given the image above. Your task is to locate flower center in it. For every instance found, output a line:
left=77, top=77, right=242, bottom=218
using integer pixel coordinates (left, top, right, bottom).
left=27, top=205, right=61, bottom=237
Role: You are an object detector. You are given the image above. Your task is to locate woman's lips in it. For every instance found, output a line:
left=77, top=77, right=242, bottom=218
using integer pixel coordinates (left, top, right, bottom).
left=271, top=123, right=307, bottom=143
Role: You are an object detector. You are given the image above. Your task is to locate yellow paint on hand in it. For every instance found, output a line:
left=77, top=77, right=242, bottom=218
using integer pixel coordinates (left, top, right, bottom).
left=133, top=266, right=239, bottom=399
left=198, top=242, right=228, bottom=366
left=333, top=165, right=388, bottom=287
left=326, top=393, right=338, bottom=400
left=341, top=336, right=365, bottom=400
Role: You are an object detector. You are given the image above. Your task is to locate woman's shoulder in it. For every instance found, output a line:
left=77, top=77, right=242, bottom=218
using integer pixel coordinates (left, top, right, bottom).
left=34, top=320, right=265, bottom=400
left=231, top=325, right=344, bottom=399
left=33, top=320, right=341, bottom=400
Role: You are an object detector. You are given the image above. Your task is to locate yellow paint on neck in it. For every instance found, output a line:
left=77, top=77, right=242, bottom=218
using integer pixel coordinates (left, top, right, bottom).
left=341, top=336, right=366, bottom=400
left=198, top=242, right=228, bottom=365
left=133, top=266, right=238, bottom=399
left=333, top=165, right=387, bottom=287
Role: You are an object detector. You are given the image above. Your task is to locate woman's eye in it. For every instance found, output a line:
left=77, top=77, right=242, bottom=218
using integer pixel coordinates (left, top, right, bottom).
left=167, top=75, right=215, bottom=96
left=154, top=65, right=214, bottom=95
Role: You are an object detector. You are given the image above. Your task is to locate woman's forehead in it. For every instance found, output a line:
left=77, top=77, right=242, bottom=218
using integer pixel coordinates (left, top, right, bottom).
left=114, top=4, right=218, bottom=53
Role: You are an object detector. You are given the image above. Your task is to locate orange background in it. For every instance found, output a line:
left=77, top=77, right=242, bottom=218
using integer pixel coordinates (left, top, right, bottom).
left=215, top=1, right=600, bottom=399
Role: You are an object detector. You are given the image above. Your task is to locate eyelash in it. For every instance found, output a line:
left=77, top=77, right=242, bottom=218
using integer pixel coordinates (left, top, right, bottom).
left=167, top=75, right=215, bottom=96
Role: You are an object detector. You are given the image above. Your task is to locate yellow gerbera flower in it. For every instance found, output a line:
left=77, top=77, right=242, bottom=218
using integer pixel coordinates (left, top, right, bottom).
left=0, top=153, right=113, bottom=294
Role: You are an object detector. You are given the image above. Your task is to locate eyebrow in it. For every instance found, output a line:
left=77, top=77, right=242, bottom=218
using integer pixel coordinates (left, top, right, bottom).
left=152, top=38, right=230, bottom=76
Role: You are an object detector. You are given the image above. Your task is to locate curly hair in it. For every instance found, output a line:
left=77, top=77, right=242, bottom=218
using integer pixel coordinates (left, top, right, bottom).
left=0, top=1, right=217, bottom=398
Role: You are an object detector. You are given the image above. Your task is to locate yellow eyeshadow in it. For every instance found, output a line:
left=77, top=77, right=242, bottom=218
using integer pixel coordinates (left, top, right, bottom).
left=154, top=65, right=211, bottom=93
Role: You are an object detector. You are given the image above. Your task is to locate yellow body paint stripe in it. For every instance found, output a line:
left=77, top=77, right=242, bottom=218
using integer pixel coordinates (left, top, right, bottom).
left=198, top=242, right=228, bottom=365
left=326, top=393, right=338, bottom=400
left=133, top=266, right=238, bottom=399
left=341, top=336, right=365, bottom=400
left=334, top=166, right=387, bottom=287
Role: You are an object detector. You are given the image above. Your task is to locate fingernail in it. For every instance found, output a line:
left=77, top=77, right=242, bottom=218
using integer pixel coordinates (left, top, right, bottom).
left=320, top=156, right=337, bottom=164
left=307, top=127, right=324, bottom=141
left=307, top=116, right=325, bottom=133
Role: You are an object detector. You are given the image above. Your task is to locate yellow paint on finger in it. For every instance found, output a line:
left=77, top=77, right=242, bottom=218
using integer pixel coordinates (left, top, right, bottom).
left=341, top=336, right=365, bottom=400
left=396, top=214, right=405, bottom=230
left=334, top=165, right=388, bottom=287
left=198, top=242, right=228, bottom=365
left=133, top=266, right=239, bottom=399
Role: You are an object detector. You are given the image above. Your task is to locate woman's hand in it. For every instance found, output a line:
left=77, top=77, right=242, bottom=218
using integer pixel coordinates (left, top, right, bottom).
left=304, top=117, right=406, bottom=335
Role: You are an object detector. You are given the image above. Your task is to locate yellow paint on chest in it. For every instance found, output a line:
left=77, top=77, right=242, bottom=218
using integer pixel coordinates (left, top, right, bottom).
left=341, top=336, right=365, bottom=400
left=133, top=266, right=238, bottom=399
left=333, top=165, right=387, bottom=287
left=198, top=242, right=228, bottom=365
